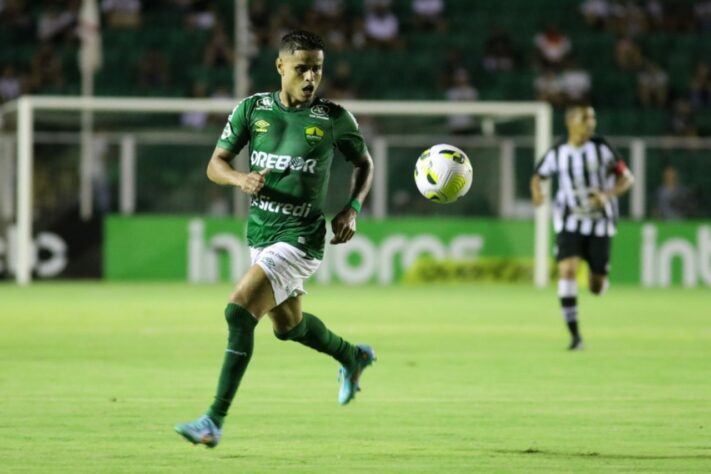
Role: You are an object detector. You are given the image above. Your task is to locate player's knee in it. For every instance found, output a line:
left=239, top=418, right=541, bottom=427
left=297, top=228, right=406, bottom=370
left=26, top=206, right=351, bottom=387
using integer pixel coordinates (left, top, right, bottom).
left=589, top=278, right=608, bottom=295
left=273, top=319, right=305, bottom=341
left=560, top=269, right=576, bottom=280
left=225, top=303, right=257, bottom=329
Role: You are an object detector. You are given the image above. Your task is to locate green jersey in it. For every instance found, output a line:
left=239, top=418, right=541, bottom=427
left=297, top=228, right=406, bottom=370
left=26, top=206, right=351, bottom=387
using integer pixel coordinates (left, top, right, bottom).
left=216, top=91, right=368, bottom=259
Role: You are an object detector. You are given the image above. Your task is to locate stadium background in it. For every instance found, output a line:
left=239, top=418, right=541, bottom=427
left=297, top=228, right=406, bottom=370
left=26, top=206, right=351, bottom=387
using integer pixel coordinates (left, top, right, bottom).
left=0, top=2, right=710, bottom=473
left=1, top=0, right=710, bottom=285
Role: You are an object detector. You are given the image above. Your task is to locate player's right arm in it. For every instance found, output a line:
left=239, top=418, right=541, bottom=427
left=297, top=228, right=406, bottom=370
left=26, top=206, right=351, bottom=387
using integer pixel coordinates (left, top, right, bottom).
left=531, top=148, right=557, bottom=207
left=530, top=174, right=545, bottom=207
left=206, top=97, right=269, bottom=194
left=206, top=147, right=269, bottom=194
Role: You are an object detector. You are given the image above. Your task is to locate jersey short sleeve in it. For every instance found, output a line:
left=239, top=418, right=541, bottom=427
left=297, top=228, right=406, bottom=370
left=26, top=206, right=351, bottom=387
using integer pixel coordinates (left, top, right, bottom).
left=596, top=136, right=627, bottom=176
left=535, top=149, right=557, bottom=178
left=216, top=99, right=251, bottom=153
left=333, top=109, right=367, bottom=161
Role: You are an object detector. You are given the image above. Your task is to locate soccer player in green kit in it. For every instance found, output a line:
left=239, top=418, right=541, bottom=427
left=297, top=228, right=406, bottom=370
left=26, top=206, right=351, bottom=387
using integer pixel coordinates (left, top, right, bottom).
left=175, top=31, right=376, bottom=448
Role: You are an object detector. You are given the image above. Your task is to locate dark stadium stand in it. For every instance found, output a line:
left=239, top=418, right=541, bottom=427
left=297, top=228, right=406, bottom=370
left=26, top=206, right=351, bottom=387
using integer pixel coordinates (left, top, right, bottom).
left=3, top=0, right=709, bottom=138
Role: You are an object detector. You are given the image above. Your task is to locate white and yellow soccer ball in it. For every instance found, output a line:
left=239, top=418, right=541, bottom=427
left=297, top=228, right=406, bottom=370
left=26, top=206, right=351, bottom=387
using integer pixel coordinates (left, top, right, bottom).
left=414, top=144, right=473, bottom=204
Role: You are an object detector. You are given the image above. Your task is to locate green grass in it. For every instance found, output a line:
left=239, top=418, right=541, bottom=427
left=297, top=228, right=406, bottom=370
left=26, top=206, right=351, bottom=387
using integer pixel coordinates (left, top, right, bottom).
left=0, top=283, right=709, bottom=473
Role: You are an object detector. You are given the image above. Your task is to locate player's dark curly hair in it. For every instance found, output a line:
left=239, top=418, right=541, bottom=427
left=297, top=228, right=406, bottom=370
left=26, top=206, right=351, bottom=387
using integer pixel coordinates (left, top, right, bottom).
left=279, top=30, right=325, bottom=54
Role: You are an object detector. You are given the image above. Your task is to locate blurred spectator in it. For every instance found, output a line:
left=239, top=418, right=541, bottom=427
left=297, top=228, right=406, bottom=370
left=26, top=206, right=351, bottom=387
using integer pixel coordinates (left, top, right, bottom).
left=203, top=21, right=234, bottom=67
left=363, top=0, right=402, bottom=49
left=410, top=0, right=447, bottom=32
left=637, top=61, right=668, bottom=107
left=0, top=0, right=33, bottom=34
left=181, top=82, right=209, bottom=129
left=249, top=0, right=269, bottom=46
left=439, top=49, right=465, bottom=88
left=644, top=0, right=664, bottom=31
left=309, top=0, right=350, bottom=50
left=560, top=60, right=591, bottom=105
left=185, top=0, right=216, bottom=30
left=268, top=4, right=298, bottom=49
left=445, top=68, right=478, bottom=135
left=482, top=28, right=518, bottom=73
left=0, top=65, right=24, bottom=103
left=580, top=0, right=610, bottom=30
left=91, top=136, right=112, bottom=214
left=689, top=62, right=711, bottom=109
left=664, top=1, right=695, bottom=32
left=37, top=0, right=77, bottom=43
left=609, top=0, right=647, bottom=36
left=533, top=24, right=571, bottom=69
left=694, top=1, right=711, bottom=31
left=312, top=0, right=345, bottom=20
left=101, top=0, right=141, bottom=28
left=670, top=98, right=697, bottom=137
left=206, top=186, right=229, bottom=217
left=136, top=48, right=170, bottom=90
left=326, top=60, right=356, bottom=100
left=534, top=69, right=564, bottom=107
left=655, top=165, right=693, bottom=220
left=615, top=35, right=643, bottom=71
left=29, top=43, right=65, bottom=90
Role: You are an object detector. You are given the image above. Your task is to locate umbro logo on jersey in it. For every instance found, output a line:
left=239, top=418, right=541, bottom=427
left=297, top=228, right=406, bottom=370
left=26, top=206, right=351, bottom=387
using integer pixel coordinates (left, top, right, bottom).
left=305, top=126, right=324, bottom=144
left=255, top=120, right=270, bottom=133
left=310, top=104, right=329, bottom=120
left=255, top=96, right=273, bottom=110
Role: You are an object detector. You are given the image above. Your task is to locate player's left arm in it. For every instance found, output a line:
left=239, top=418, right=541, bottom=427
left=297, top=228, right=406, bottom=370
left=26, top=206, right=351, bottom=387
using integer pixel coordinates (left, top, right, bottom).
left=590, top=141, right=635, bottom=208
left=330, top=151, right=374, bottom=244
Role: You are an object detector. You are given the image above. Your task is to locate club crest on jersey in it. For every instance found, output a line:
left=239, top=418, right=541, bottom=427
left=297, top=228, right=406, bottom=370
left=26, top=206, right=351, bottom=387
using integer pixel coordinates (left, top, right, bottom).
left=304, top=126, right=324, bottom=144
left=310, top=104, right=329, bottom=120
left=254, top=120, right=270, bottom=133
left=255, top=96, right=273, bottom=110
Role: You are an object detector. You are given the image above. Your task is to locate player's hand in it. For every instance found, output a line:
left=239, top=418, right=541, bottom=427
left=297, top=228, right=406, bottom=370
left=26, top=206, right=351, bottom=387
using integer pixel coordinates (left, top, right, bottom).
left=240, top=168, right=270, bottom=194
left=589, top=191, right=609, bottom=209
left=330, top=208, right=357, bottom=244
left=532, top=192, right=545, bottom=207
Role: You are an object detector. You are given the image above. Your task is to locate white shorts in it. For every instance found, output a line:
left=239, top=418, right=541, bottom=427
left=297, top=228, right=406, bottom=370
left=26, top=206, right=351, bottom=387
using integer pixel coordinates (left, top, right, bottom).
left=250, top=242, right=321, bottom=305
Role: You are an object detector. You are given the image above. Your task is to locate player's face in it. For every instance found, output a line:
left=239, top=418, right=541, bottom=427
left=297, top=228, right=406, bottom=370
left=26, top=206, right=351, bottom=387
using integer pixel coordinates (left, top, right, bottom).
left=276, top=49, right=324, bottom=105
left=568, top=107, right=597, bottom=139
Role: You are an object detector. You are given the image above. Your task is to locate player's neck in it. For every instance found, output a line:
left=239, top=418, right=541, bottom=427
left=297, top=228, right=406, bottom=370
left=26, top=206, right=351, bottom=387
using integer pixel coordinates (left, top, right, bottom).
left=567, top=135, right=587, bottom=148
left=278, top=90, right=312, bottom=109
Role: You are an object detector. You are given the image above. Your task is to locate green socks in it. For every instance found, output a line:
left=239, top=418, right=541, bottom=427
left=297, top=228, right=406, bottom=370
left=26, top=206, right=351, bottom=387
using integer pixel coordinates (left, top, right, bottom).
left=275, top=312, right=359, bottom=370
left=207, top=303, right=257, bottom=428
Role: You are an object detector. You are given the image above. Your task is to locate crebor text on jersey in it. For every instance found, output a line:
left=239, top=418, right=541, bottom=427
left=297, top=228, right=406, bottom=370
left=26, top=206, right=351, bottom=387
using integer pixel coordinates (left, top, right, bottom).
left=250, top=150, right=317, bottom=174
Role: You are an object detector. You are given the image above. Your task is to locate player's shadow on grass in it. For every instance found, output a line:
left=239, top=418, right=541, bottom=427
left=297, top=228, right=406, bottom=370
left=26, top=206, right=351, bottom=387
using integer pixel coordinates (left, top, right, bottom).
left=494, top=448, right=711, bottom=461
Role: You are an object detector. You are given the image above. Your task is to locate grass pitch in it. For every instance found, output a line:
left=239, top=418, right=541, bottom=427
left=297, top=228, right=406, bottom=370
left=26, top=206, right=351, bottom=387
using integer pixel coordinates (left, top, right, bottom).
left=0, top=282, right=709, bottom=473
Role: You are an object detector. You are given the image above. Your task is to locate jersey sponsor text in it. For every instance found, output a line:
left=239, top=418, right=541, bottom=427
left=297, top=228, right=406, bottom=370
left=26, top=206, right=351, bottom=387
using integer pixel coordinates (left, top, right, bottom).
left=250, top=150, right=317, bottom=174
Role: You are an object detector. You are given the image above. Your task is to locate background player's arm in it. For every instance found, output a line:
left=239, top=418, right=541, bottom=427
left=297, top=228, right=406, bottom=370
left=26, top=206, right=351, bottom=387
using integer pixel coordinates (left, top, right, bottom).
left=207, top=146, right=269, bottom=194
left=590, top=159, right=635, bottom=208
left=531, top=148, right=556, bottom=207
left=530, top=174, right=546, bottom=207
left=330, top=151, right=374, bottom=244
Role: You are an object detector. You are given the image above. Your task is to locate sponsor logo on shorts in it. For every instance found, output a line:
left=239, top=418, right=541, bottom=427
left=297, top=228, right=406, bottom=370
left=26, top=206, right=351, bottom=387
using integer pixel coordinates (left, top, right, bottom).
left=250, top=150, right=317, bottom=174
left=251, top=194, right=313, bottom=217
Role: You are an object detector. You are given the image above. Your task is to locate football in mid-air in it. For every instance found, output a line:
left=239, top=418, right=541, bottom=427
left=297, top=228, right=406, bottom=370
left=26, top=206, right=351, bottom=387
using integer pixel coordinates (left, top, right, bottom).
left=414, top=144, right=473, bottom=204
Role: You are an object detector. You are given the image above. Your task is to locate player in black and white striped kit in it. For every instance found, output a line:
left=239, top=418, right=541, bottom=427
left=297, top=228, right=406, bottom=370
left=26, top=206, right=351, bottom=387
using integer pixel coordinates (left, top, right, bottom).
left=531, top=106, right=634, bottom=350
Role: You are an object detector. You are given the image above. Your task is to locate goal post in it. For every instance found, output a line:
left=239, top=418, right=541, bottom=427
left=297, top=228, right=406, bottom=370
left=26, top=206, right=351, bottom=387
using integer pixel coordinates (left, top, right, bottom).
left=0, top=95, right=553, bottom=286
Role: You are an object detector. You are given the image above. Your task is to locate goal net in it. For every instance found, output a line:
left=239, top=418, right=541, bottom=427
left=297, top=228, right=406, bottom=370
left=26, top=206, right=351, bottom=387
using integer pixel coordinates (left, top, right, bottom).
left=0, top=96, right=553, bottom=286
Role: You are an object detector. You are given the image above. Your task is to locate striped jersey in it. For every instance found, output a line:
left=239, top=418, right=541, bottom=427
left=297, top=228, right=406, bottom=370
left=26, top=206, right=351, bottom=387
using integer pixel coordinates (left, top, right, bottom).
left=535, top=136, right=626, bottom=237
